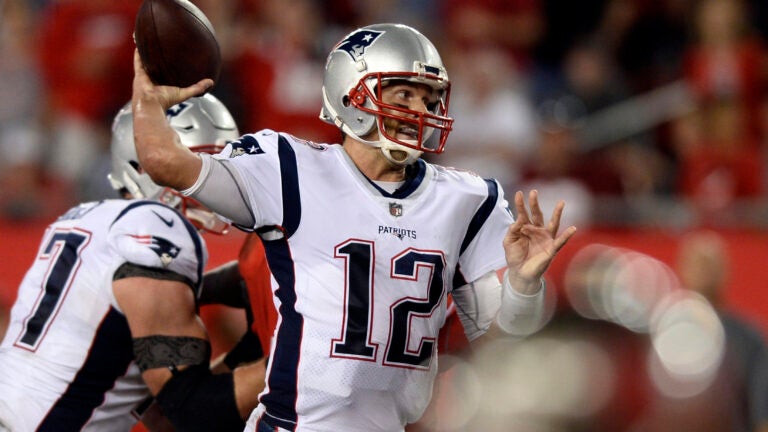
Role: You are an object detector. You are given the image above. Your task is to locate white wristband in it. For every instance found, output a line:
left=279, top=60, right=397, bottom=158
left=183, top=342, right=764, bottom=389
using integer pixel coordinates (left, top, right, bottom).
left=496, top=270, right=546, bottom=336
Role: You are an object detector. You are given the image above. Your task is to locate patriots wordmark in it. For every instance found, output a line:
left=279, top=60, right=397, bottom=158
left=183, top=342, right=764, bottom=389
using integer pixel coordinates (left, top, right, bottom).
left=378, top=225, right=417, bottom=240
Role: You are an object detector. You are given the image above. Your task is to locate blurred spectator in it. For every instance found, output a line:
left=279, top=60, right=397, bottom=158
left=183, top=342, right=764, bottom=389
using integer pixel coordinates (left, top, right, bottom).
left=671, top=98, right=763, bottom=218
left=441, top=0, right=545, bottom=72
left=37, top=0, right=141, bottom=202
left=227, top=0, right=340, bottom=143
left=437, top=46, right=538, bottom=191
left=635, top=230, right=768, bottom=432
left=538, top=37, right=631, bottom=120
left=532, top=0, right=605, bottom=85
left=681, top=0, right=768, bottom=145
left=348, top=0, right=440, bottom=40
left=613, top=0, right=690, bottom=93
left=518, top=114, right=594, bottom=230
left=0, top=0, right=47, bottom=219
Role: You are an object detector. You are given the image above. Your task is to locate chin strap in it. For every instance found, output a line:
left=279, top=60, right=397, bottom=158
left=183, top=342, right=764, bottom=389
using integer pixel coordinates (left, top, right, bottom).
left=345, top=127, right=423, bottom=166
left=378, top=139, right=422, bottom=166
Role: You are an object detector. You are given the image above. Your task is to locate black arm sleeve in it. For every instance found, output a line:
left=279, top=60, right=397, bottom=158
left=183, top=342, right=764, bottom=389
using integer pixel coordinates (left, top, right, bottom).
left=198, top=260, right=249, bottom=308
left=155, top=364, right=244, bottom=432
left=223, top=328, right=264, bottom=369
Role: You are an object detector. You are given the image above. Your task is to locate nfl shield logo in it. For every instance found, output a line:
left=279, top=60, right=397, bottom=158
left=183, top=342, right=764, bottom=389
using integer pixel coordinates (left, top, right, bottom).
left=389, top=202, right=403, bottom=217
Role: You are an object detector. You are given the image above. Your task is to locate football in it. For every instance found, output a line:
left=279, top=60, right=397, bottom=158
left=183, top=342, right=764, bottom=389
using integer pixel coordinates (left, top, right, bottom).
left=134, top=0, right=221, bottom=88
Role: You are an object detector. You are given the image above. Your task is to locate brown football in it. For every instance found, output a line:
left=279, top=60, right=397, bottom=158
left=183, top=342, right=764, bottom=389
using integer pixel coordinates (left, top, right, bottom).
left=134, top=0, right=221, bottom=88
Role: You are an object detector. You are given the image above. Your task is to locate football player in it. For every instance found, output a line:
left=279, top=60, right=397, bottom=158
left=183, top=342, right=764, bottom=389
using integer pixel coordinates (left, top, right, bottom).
left=0, top=95, right=264, bottom=432
left=131, top=23, right=576, bottom=432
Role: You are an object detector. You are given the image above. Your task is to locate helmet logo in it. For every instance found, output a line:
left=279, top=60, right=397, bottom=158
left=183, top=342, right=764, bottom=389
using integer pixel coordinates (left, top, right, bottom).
left=166, top=102, right=191, bottom=118
left=335, top=29, right=384, bottom=60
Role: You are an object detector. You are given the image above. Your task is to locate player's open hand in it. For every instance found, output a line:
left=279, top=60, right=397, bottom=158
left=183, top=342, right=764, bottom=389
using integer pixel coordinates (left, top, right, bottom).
left=132, top=49, right=213, bottom=111
left=503, top=190, right=576, bottom=293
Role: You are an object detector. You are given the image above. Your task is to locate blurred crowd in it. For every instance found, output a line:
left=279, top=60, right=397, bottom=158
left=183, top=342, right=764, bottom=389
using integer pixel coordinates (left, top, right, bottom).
left=411, top=229, right=768, bottom=432
left=2, top=1, right=768, bottom=431
left=2, top=0, right=768, bottom=228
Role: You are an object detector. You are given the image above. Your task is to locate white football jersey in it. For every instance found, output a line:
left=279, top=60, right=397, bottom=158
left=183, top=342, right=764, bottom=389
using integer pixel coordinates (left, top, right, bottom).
left=218, top=131, right=512, bottom=431
left=0, top=199, right=207, bottom=432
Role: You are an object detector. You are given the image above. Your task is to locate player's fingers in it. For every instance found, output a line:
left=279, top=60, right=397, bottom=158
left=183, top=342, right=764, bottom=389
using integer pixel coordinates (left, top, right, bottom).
left=514, top=191, right=530, bottom=224
left=178, top=78, right=214, bottom=100
left=552, top=226, right=577, bottom=253
left=528, top=190, right=544, bottom=226
left=548, top=200, right=565, bottom=236
left=505, top=216, right=523, bottom=239
left=133, top=49, right=149, bottom=78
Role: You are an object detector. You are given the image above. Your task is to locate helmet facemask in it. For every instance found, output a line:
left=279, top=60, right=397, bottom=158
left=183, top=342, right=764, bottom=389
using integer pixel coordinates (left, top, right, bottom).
left=348, top=72, right=452, bottom=165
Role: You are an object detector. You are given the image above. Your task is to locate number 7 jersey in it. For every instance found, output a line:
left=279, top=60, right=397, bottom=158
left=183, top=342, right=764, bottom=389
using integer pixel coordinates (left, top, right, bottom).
left=216, top=130, right=513, bottom=431
left=0, top=199, right=207, bottom=431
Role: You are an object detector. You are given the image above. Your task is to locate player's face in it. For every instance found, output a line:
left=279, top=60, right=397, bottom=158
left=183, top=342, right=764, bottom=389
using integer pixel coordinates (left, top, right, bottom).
left=378, top=81, right=440, bottom=141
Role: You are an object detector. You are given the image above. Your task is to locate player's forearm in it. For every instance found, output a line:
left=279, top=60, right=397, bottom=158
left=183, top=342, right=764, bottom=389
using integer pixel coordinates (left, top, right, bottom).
left=132, top=94, right=202, bottom=190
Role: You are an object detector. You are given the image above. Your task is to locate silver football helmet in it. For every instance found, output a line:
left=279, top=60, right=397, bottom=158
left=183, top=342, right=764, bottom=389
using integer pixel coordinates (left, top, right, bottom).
left=108, top=93, right=239, bottom=234
left=320, top=23, right=453, bottom=165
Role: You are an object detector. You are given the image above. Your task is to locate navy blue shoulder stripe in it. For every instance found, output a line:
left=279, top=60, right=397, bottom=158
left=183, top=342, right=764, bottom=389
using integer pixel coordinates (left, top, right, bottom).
left=277, top=135, right=301, bottom=237
left=110, top=201, right=205, bottom=292
left=459, top=179, right=499, bottom=255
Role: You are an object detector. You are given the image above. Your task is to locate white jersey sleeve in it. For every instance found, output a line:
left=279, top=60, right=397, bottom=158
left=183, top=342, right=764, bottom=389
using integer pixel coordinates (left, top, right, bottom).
left=212, top=130, right=288, bottom=229
left=107, top=201, right=208, bottom=294
left=182, top=130, right=289, bottom=230
left=454, top=177, right=512, bottom=283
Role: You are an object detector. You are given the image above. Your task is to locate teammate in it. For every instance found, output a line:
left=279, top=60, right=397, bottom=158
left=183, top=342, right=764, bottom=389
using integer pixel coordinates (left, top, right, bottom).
left=0, top=95, right=264, bottom=432
left=131, top=23, right=576, bottom=432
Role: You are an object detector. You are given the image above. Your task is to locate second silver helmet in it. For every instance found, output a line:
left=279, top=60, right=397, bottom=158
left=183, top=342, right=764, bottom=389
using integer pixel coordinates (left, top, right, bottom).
left=108, top=93, right=239, bottom=233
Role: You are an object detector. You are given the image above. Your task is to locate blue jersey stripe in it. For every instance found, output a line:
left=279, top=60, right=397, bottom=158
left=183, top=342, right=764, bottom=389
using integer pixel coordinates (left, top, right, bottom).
left=277, top=135, right=301, bottom=237
left=459, top=179, right=499, bottom=254
left=260, top=237, right=301, bottom=431
left=37, top=308, right=133, bottom=431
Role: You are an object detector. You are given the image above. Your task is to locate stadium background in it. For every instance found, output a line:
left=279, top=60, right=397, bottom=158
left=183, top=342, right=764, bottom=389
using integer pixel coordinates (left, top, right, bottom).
left=2, top=0, right=768, bottom=430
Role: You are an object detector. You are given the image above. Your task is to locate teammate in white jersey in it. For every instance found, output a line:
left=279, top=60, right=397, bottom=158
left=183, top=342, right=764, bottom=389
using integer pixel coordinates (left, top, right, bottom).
left=131, top=23, right=577, bottom=432
left=0, top=95, right=264, bottom=431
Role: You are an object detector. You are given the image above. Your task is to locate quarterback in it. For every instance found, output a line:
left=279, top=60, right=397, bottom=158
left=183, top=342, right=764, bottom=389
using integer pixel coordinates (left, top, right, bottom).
left=132, top=23, right=576, bottom=432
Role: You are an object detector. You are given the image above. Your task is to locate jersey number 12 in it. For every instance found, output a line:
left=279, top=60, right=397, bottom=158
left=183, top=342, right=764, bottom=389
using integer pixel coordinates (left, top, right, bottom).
left=332, top=240, right=445, bottom=370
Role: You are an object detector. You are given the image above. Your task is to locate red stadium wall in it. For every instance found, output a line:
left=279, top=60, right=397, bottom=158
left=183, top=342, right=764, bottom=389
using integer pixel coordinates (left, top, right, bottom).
left=1, top=221, right=767, bottom=338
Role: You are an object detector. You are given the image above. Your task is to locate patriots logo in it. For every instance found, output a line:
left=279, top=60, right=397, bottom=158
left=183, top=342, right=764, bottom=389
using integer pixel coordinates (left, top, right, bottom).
left=335, top=29, right=384, bottom=60
left=132, top=235, right=181, bottom=268
left=229, top=136, right=265, bottom=158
